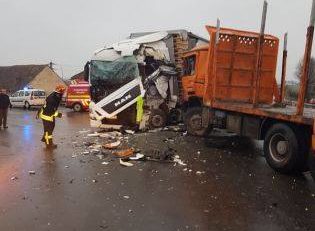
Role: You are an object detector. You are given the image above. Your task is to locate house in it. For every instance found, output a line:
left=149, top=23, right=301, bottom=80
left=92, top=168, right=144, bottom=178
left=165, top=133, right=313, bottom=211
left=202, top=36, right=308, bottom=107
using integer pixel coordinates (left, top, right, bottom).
left=70, top=71, right=85, bottom=81
left=0, top=64, right=66, bottom=94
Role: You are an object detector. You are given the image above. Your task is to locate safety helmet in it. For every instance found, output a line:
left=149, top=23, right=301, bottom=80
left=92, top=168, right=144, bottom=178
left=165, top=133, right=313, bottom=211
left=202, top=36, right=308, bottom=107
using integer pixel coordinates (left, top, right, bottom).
left=55, top=85, right=66, bottom=93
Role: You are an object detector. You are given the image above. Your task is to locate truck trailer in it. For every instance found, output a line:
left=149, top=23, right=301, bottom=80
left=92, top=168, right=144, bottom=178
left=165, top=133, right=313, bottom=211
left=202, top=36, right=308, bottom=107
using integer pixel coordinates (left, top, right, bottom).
left=181, top=2, right=315, bottom=178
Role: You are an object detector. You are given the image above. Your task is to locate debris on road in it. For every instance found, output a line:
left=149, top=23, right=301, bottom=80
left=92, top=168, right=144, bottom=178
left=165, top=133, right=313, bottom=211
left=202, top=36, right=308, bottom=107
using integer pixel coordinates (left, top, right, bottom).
left=173, top=156, right=187, bottom=166
left=75, top=127, right=189, bottom=170
left=119, top=159, right=134, bottom=167
left=125, top=130, right=135, bottom=135
left=129, top=153, right=145, bottom=161
left=114, top=148, right=134, bottom=158
left=87, top=132, right=100, bottom=137
left=28, top=171, right=36, bottom=175
left=79, top=130, right=90, bottom=134
left=11, top=176, right=18, bottom=181
left=196, top=171, right=205, bottom=175
left=103, top=140, right=121, bottom=149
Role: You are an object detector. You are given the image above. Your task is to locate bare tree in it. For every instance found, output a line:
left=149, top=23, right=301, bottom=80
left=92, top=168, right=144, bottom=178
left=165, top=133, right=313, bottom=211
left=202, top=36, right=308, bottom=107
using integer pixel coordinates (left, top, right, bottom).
left=295, top=57, right=315, bottom=100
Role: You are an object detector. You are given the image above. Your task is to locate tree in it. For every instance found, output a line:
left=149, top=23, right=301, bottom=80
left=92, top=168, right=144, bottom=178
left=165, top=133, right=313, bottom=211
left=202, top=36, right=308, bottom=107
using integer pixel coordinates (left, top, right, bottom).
left=295, top=57, right=315, bottom=100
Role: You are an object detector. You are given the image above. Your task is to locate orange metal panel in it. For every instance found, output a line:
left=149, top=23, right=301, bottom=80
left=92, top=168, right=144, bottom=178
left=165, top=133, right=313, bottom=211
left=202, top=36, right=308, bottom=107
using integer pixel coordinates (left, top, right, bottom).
left=231, top=71, right=253, bottom=87
left=230, top=87, right=252, bottom=102
left=203, top=26, right=279, bottom=105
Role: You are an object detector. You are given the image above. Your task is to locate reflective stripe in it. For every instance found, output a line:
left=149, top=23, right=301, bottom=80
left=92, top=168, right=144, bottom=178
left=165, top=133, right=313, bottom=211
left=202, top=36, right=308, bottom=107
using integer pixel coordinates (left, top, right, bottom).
left=40, top=111, right=54, bottom=122
left=67, top=95, right=90, bottom=99
left=39, top=109, right=59, bottom=122
left=44, top=132, right=53, bottom=145
left=82, top=99, right=90, bottom=107
left=136, top=96, right=144, bottom=123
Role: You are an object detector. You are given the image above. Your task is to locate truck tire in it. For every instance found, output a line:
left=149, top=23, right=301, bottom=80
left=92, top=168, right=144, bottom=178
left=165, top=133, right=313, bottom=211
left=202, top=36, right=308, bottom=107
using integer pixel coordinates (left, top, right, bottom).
left=264, top=123, right=301, bottom=173
left=73, top=103, right=83, bottom=112
left=184, top=107, right=209, bottom=137
left=149, top=109, right=167, bottom=128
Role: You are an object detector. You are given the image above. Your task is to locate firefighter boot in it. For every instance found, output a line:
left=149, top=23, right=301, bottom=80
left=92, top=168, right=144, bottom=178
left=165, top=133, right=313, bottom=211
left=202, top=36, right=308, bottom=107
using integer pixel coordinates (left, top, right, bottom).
left=44, top=132, right=57, bottom=149
left=46, top=141, right=58, bottom=149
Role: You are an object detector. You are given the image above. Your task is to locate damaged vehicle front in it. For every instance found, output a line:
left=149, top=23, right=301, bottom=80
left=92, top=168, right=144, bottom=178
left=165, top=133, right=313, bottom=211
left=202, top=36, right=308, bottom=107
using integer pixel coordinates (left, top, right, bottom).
left=86, top=32, right=179, bottom=130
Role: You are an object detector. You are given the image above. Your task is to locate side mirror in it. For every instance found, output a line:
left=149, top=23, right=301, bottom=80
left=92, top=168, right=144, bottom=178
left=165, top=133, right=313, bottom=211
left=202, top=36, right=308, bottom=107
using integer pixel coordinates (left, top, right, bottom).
left=84, top=62, right=90, bottom=82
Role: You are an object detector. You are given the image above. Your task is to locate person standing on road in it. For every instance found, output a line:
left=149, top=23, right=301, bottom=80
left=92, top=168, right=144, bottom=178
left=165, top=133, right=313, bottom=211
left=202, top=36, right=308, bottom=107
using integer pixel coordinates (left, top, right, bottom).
left=36, top=85, right=66, bottom=149
left=0, top=89, right=11, bottom=129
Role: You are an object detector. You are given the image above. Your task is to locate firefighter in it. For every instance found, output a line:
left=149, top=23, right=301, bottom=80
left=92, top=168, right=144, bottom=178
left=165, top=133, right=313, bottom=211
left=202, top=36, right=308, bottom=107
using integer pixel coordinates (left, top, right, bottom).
left=37, top=85, right=66, bottom=149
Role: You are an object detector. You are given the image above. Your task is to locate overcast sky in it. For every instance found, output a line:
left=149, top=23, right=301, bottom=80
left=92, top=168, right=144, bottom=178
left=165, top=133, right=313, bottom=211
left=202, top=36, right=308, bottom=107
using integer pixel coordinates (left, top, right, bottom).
left=0, top=0, right=314, bottom=81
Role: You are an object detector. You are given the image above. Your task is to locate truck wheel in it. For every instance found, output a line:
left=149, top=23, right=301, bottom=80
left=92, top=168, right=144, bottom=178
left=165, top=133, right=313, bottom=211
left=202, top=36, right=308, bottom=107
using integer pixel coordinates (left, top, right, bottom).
left=184, top=107, right=209, bottom=137
left=149, top=109, right=167, bottom=128
left=73, top=103, right=82, bottom=112
left=264, top=123, right=300, bottom=173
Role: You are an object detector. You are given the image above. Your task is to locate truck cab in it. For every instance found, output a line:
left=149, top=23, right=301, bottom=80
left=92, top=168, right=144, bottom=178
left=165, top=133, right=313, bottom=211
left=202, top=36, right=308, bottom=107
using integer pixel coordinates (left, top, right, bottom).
left=181, top=45, right=209, bottom=102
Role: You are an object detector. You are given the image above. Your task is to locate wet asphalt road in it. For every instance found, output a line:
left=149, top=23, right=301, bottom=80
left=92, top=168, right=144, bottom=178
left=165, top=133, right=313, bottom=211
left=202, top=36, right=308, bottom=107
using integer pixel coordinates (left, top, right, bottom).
left=0, top=108, right=314, bottom=231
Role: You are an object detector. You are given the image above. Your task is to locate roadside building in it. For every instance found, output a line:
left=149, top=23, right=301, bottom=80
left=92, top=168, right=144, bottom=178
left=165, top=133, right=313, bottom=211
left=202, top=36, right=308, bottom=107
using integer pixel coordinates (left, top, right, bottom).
left=70, top=71, right=85, bottom=82
left=0, top=64, right=66, bottom=94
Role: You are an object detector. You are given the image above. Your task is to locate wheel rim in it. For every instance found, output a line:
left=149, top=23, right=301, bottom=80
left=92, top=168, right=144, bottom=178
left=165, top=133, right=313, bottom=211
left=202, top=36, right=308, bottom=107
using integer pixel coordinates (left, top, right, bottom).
left=269, top=133, right=290, bottom=163
left=151, top=115, right=164, bottom=127
left=189, top=114, right=203, bottom=131
left=74, top=104, right=81, bottom=111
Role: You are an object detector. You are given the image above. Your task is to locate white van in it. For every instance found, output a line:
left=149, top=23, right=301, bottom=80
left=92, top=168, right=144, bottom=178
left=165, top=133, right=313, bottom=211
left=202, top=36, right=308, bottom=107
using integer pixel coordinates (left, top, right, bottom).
left=10, top=89, right=46, bottom=109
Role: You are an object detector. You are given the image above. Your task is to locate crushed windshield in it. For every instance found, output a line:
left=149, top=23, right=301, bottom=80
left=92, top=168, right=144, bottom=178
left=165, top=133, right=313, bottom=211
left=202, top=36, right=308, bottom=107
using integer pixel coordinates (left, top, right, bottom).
left=89, top=56, right=140, bottom=102
left=90, top=56, right=139, bottom=87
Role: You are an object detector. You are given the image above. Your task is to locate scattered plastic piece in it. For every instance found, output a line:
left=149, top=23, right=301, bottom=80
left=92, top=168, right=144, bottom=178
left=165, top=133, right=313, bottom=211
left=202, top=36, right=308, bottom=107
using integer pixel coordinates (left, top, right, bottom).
left=96, top=154, right=104, bottom=160
left=123, top=195, right=130, bottom=199
left=28, top=171, right=36, bottom=175
left=129, top=153, right=145, bottom=160
left=87, top=132, right=100, bottom=137
left=125, top=130, right=135, bottom=134
left=89, top=144, right=102, bottom=149
left=11, top=176, right=18, bottom=180
left=79, top=130, right=90, bottom=134
left=102, top=161, right=109, bottom=165
left=90, top=149, right=101, bottom=153
left=114, top=148, right=134, bottom=158
left=103, top=140, right=121, bottom=149
left=119, top=159, right=134, bottom=167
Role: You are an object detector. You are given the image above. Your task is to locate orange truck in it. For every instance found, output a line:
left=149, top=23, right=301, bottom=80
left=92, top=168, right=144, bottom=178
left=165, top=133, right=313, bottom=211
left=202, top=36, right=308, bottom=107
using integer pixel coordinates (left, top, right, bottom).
left=181, top=1, right=315, bottom=178
left=65, top=80, right=91, bottom=112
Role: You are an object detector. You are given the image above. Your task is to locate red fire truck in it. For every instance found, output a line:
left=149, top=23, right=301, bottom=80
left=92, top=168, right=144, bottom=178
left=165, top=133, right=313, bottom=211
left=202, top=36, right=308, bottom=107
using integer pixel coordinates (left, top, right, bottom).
left=65, top=80, right=91, bottom=112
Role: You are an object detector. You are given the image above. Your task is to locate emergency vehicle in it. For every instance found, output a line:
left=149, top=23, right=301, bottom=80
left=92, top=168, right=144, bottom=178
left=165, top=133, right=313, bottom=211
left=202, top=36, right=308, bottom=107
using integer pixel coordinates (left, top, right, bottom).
left=65, top=80, right=91, bottom=112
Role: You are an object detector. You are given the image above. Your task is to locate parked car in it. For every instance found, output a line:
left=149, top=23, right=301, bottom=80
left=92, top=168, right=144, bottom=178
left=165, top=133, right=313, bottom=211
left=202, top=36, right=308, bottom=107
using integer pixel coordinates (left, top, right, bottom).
left=10, top=89, right=46, bottom=109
